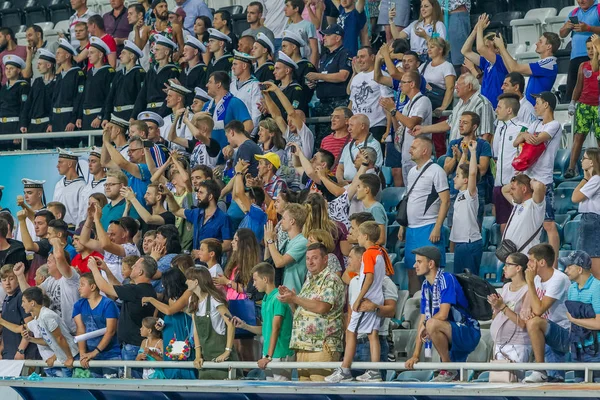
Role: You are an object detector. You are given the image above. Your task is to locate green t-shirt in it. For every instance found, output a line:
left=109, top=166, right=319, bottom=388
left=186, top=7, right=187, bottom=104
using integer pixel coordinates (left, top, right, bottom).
left=261, top=288, right=294, bottom=358
left=282, top=234, right=308, bottom=294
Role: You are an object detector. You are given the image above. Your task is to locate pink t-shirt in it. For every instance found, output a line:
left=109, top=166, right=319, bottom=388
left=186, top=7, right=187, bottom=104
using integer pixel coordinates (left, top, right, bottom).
left=0, top=45, right=27, bottom=85
left=302, top=5, right=323, bottom=42
left=225, top=267, right=248, bottom=301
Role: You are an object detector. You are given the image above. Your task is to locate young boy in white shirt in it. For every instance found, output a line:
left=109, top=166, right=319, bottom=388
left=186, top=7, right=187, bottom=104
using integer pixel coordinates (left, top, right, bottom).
left=326, top=221, right=387, bottom=383
left=449, top=140, right=483, bottom=275
left=197, top=238, right=224, bottom=278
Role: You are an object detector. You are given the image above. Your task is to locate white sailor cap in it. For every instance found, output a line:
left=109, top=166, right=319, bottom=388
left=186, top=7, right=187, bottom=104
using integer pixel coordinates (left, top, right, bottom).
left=194, top=87, right=212, bottom=102
left=58, top=147, right=79, bottom=160
left=167, top=79, right=192, bottom=96
left=89, top=146, right=102, bottom=158
left=276, top=51, right=297, bottom=70
left=208, top=28, right=232, bottom=43
left=137, top=111, right=164, bottom=128
left=123, top=40, right=144, bottom=59
left=90, top=36, right=111, bottom=55
left=22, top=178, right=46, bottom=188
left=185, top=36, right=206, bottom=53
left=282, top=30, right=306, bottom=48
left=155, top=34, right=178, bottom=50
left=233, top=50, right=255, bottom=64
left=58, top=38, right=77, bottom=56
left=2, top=55, right=25, bottom=69
left=37, top=48, right=56, bottom=63
left=0, top=185, right=4, bottom=190
left=256, top=32, right=274, bottom=55
left=110, top=114, right=130, bottom=129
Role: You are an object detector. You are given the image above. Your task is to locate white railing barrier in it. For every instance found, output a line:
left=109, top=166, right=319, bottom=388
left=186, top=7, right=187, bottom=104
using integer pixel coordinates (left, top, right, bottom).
left=13, top=361, right=600, bottom=382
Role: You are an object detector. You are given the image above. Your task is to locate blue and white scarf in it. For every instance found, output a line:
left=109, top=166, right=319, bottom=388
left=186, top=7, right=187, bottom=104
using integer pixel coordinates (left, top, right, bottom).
left=424, top=269, right=444, bottom=320
left=209, top=91, right=233, bottom=121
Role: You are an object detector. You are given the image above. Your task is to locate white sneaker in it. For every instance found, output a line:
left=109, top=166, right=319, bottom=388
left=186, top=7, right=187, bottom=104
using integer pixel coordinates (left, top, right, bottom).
left=432, top=370, right=458, bottom=382
left=356, top=370, right=382, bottom=382
left=523, top=371, right=548, bottom=383
left=324, top=367, right=353, bottom=383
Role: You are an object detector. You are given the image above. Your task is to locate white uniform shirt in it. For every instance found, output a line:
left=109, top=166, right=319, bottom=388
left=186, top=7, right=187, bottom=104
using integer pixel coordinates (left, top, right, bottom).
left=53, top=177, right=86, bottom=226
left=349, top=70, right=394, bottom=127
left=230, top=76, right=262, bottom=137
left=399, top=94, right=432, bottom=171
left=493, top=118, right=525, bottom=186
left=518, top=97, right=537, bottom=126
left=78, top=177, right=106, bottom=225
left=504, top=198, right=546, bottom=255
left=524, top=120, right=562, bottom=185
left=406, top=161, right=449, bottom=228
left=160, top=111, right=194, bottom=154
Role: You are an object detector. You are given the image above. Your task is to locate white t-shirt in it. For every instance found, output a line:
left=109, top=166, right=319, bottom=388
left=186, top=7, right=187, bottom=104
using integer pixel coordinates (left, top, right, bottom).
left=284, top=20, right=316, bottom=60
left=104, top=243, right=140, bottom=283
left=419, top=61, right=456, bottom=89
left=339, top=136, right=384, bottom=181
left=402, top=20, right=447, bottom=55
left=450, top=189, right=481, bottom=243
left=579, top=175, right=600, bottom=214
left=40, top=269, right=80, bottom=335
left=504, top=198, right=546, bottom=255
left=27, top=319, right=55, bottom=361
left=284, top=123, right=314, bottom=160
left=406, top=161, right=449, bottom=228
left=493, top=118, right=523, bottom=186
left=534, top=270, right=571, bottom=329
left=36, top=307, right=79, bottom=363
left=260, top=0, right=287, bottom=38
left=399, top=94, right=432, bottom=163
left=525, top=120, right=562, bottom=185
left=194, top=295, right=226, bottom=335
left=351, top=276, right=398, bottom=338
left=208, top=264, right=224, bottom=278
left=349, top=70, right=394, bottom=127
left=518, top=98, right=537, bottom=126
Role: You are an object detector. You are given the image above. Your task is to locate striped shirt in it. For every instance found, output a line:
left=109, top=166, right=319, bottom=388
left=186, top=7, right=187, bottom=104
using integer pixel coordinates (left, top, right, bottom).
left=447, top=92, right=495, bottom=141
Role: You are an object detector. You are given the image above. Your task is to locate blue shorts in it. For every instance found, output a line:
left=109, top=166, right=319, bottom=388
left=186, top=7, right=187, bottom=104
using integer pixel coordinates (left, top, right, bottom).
left=385, top=141, right=402, bottom=168
left=544, top=183, right=555, bottom=221
left=405, top=223, right=447, bottom=269
left=545, top=319, right=570, bottom=355
left=449, top=321, right=481, bottom=362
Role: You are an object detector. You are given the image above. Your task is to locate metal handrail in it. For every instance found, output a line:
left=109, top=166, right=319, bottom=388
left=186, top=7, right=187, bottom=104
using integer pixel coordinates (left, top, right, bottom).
left=12, top=360, right=600, bottom=382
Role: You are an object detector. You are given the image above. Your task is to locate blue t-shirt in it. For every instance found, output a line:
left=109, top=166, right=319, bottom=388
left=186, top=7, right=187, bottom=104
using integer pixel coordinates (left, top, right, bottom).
left=64, top=243, right=77, bottom=260
left=233, top=139, right=263, bottom=177
left=568, top=4, right=600, bottom=59
left=203, top=97, right=252, bottom=149
left=480, top=55, right=508, bottom=108
left=101, top=199, right=127, bottom=230
left=420, top=271, right=475, bottom=324
left=153, top=253, right=178, bottom=293
left=568, top=275, right=600, bottom=347
left=184, top=207, right=233, bottom=250
left=71, top=296, right=121, bottom=359
left=238, top=204, right=267, bottom=242
left=525, top=57, right=558, bottom=104
left=337, top=5, right=367, bottom=57
left=124, top=163, right=151, bottom=219
left=393, top=76, right=428, bottom=112
left=445, top=138, right=493, bottom=195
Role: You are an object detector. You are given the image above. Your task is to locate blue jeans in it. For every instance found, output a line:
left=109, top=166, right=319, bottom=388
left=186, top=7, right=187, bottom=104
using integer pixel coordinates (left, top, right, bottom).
left=44, top=367, right=72, bottom=377
left=121, top=343, right=142, bottom=379
left=90, top=355, right=122, bottom=378
left=448, top=11, right=470, bottom=66
left=352, top=335, right=389, bottom=377
left=544, top=320, right=570, bottom=380
left=274, top=38, right=282, bottom=53
left=572, top=344, right=600, bottom=381
left=454, top=240, right=483, bottom=275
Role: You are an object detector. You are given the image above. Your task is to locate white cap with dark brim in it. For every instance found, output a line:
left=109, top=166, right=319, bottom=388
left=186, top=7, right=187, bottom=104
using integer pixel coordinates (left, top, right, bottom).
left=194, top=87, right=212, bottom=102
left=185, top=36, right=206, bottom=53
left=256, top=32, right=274, bottom=55
left=90, top=36, right=111, bottom=55
left=58, top=147, right=79, bottom=160
left=89, top=146, right=102, bottom=158
left=155, top=34, right=178, bottom=51
left=21, top=178, right=46, bottom=188
left=123, top=40, right=144, bottom=59
left=276, top=51, right=298, bottom=70
left=137, top=111, right=164, bottom=128
left=58, top=38, right=77, bottom=56
left=2, top=55, right=25, bottom=69
left=110, top=114, right=130, bottom=129
left=282, top=30, right=306, bottom=48
left=168, top=79, right=192, bottom=96
left=208, top=28, right=232, bottom=43
left=233, top=50, right=255, bottom=64
left=38, top=48, right=56, bottom=63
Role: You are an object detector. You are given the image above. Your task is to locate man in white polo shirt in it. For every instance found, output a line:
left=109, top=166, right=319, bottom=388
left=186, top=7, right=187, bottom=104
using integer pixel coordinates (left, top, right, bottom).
left=337, top=114, right=384, bottom=183
left=513, top=91, right=561, bottom=267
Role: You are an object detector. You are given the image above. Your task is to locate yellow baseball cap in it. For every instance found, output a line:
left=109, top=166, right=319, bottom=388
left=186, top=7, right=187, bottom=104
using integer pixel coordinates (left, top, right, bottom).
left=255, top=152, right=281, bottom=170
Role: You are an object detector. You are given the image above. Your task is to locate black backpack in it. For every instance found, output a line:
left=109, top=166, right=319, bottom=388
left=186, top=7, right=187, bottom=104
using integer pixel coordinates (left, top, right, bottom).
left=454, top=272, right=497, bottom=321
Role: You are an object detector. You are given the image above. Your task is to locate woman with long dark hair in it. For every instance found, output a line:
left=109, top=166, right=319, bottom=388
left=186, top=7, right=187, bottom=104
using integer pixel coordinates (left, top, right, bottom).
left=149, top=225, right=181, bottom=293
left=194, top=16, right=212, bottom=64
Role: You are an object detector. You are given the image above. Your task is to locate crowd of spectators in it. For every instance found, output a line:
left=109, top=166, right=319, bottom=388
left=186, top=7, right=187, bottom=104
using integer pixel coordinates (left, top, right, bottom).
left=0, top=0, right=598, bottom=385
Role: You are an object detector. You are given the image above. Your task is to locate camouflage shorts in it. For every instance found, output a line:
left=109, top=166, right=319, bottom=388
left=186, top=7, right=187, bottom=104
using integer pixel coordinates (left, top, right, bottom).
left=575, top=102, right=600, bottom=139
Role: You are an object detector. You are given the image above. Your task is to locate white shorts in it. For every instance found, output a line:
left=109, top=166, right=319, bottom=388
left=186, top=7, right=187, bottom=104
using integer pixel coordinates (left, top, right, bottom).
left=494, top=343, right=532, bottom=363
left=348, top=310, right=382, bottom=334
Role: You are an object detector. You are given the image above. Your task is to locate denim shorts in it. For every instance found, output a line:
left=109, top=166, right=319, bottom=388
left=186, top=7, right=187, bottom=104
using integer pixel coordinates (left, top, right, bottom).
left=545, top=320, right=570, bottom=355
left=385, top=141, right=402, bottom=168
left=579, top=213, right=600, bottom=257
left=544, top=183, right=555, bottom=221
left=44, top=367, right=72, bottom=377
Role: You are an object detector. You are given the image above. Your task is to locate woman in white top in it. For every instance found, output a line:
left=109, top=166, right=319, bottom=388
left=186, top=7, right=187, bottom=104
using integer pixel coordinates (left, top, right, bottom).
left=572, top=148, right=600, bottom=278
left=187, top=266, right=238, bottom=380
left=488, top=252, right=531, bottom=372
left=418, top=37, right=456, bottom=117
left=390, top=0, right=446, bottom=59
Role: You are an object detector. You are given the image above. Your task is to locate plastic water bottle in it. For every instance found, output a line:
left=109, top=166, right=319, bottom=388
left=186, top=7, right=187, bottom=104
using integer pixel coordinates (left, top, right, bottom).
left=424, top=340, right=432, bottom=358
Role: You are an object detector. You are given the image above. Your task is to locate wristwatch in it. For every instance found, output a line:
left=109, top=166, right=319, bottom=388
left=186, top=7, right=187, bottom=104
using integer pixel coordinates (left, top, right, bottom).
left=267, top=239, right=275, bottom=245
left=375, top=306, right=380, bottom=315
left=17, top=348, right=25, bottom=355
left=264, top=355, right=273, bottom=360
left=390, top=109, right=397, bottom=117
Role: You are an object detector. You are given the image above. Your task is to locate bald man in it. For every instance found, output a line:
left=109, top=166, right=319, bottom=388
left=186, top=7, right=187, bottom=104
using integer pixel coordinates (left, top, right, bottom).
left=336, top=114, right=384, bottom=183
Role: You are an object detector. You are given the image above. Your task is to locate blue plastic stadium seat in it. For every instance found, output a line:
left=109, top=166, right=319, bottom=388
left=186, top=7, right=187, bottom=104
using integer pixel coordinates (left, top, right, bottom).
left=481, top=216, right=496, bottom=249
left=480, top=252, right=503, bottom=283
left=392, top=261, right=408, bottom=290
left=554, top=187, right=577, bottom=214
left=380, top=187, right=405, bottom=222
left=558, top=181, right=579, bottom=189
left=472, top=371, right=490, bottom=382
left=437, top=155, right=447, bottom=168
left=488, top=223, right=502, bottom=251
left=381, top=166, right=393, bottom=187
left=395, top=370, right=434, bottom=382
left=385, top=370, right=397, bottom=381
left=562, top=220, right=580, bottom=250
left=553, top=148, right=571, bottom=183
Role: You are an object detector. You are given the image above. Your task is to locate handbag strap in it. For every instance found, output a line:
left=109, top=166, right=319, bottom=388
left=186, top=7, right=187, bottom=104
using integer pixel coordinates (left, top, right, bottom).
left=406, top=160, right=434, bottom=198
left=501, top=204, right=544, bottom=250
left=517, top=224, right=544, bottom=252
left=333, top=134, right=352, bottom=168
left=398, top=94, right=424, bottom=151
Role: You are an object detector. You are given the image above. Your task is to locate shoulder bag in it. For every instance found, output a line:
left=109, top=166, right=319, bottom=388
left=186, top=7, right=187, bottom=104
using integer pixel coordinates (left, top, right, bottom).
left=395, top=161, right=433, bottom=226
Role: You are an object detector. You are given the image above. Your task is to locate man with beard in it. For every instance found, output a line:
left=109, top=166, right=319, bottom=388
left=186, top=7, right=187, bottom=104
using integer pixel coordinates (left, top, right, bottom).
left=133, top=35, right=180, bottom=118
left=242, top=2, right=276, bottom=44
left=205, top=28, right=233, bottom=78
left=77, top=37, right=115, bottom=131
left=281, top=30, right=317, bottom=101
left=99, top=170, right=128, bottom=230
left=144, top=0, right=184, bottom=68
left=179, top=36, right=207, bottom=98
left=231, top=51, right=262, bottom=139
left=103, top=40, right=145, bottom=125
left=48, top=39, right=85, bottom=147
left=22, top=25, right=58, bottom=81
left=135, top=111, right=168, bottom=166
left=78, top=147, right=107, bottom=223
left=165, top=179, right=232, bottom=252
left=252, top=32, right=275, bottom=83
left=0, top=28, right=27, bottom=85
left=21, top=49, right=56, bottom=144
left=15, top=179, right=47, bottom=247
left=53, top=149, right=86, bottom=227
left=121, top=184, right=175, bottom=235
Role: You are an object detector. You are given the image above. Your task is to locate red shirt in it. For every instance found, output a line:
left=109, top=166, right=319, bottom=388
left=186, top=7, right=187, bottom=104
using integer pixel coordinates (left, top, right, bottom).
left=579, top=61, right=599, bottom=106
left=71, top=251, right=104, bottom=274
left=86, top=34, right=117, bottom=70
left=320, top=132, right=351, bottom=172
